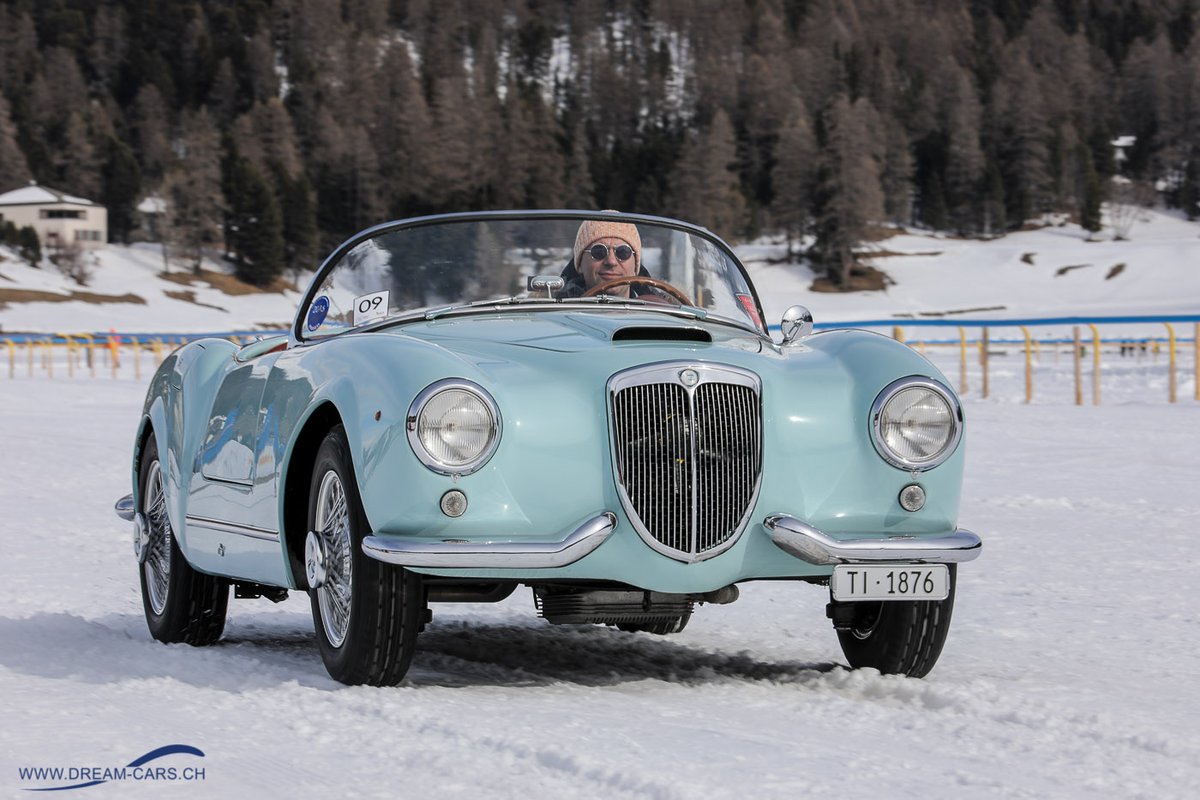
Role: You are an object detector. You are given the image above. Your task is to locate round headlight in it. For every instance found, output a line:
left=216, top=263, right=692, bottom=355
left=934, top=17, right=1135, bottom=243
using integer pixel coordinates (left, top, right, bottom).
left=870, top=378, right=962, bottom=471
left=408, top=380, right=500, bottom=474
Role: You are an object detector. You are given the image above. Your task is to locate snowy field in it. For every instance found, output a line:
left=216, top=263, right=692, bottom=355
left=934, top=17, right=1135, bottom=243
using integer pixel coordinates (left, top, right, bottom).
left=0, top=353, right=1197, bottom=799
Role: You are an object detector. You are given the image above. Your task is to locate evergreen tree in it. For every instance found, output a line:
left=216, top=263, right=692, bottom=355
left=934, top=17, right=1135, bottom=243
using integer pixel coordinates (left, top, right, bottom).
left=0, top=95, right=31, bottom=189
left=983, top=160, right=1008, bottom=236
left=131, top=85, right=172, bottom=182
left=161, top=109, right=223, bottom=273
left=18, top=225, right=41, bottom=266
left=56, top=111, right=100, bottom=197
left=100, top=135, right=142, bottom=243
left=669, top=110, right=747, bottom=240
left=223, top=154, right=285, bottom=287
left=274, top=165, right=319, bottom=275
left=923, top=174, right=948, bottom=231
left=813, top=95, right=884, bottom=286
left=770, top=97, right=817, bottom=258
left=1178, top=154, right=1200, bottom=220
left=563, top=117, right=596, bottom=208
left=1078, top=142, right=1103, bottom=233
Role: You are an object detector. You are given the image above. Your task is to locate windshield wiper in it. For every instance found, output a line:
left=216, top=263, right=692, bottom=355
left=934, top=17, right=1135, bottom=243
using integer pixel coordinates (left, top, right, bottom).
left=569, top=295, right=708, bottom=319
left=423, top=296, right=557, bottom=320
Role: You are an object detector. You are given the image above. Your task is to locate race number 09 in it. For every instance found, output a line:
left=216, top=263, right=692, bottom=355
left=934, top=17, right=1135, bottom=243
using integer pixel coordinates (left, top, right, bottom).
left=352, top=290, right=390, bottom=326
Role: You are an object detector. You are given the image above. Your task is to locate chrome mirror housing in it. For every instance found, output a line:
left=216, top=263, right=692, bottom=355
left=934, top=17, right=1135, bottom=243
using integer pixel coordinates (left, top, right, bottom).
left=528, top=275, right=566, bottom=298
left=780, top=305, right=813, bottom=346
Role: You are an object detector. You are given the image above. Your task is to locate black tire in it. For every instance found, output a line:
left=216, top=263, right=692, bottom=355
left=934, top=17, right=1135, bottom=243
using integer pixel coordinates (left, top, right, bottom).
left=308, top=425, right=423, bottom=686
left=616, top=609, right=692, bottom=635
left=138, top=436, right=229, bottom=645
left=835, top=565, right=957, bottom=678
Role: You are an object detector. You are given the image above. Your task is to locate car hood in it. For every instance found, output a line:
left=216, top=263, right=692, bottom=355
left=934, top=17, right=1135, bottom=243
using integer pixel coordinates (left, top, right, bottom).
left=393, top=309, right=769, bottom=356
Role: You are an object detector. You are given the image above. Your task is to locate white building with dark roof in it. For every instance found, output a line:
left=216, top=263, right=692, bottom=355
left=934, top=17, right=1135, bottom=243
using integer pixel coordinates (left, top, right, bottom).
left=0, top=182, right=107, bottom=249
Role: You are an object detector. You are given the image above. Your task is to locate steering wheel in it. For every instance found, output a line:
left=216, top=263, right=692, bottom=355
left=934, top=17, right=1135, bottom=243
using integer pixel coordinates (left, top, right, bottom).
left=581, top=276, right=692, bottom=305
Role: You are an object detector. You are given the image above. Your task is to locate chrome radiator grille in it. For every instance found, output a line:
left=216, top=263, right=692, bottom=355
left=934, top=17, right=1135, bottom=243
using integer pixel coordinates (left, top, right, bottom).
left=609, top=363, right=762, bottom=561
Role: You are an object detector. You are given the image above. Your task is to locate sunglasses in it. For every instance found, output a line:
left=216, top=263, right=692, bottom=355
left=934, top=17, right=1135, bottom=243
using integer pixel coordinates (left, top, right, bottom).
left=585, top=243, right=635, bottom=262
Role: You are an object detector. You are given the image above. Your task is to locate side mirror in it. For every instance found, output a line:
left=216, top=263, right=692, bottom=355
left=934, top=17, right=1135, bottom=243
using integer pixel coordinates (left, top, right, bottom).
left=528, top=275, right=565, bottom=298
left=780, top=305, right=813, bottom=346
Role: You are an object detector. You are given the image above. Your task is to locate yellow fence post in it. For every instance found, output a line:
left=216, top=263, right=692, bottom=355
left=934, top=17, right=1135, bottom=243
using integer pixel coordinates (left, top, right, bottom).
left=1165, top=323, right=1177, bottom=404
left=1088, top=323, right=1101, bottom=405
left=5, top=338, right=13, bottom=379
left=958, top=327, right=968, bottom=394
left=1021, top=326, right=1033, bottom=403
left=980, top=327, right=990, bottom=399
left=63, top=334, right=75, bottom=378
left=133, top=337, right=141, bottom=381
left=80, top=334, right=95, bottom=378
left=893, top=326, right=905, bottom=344
left=43, top=338, right=53, bottom=378
left=27, top=339, right=34, bottom=377
left=1080, top=326, right=1089, bottom=407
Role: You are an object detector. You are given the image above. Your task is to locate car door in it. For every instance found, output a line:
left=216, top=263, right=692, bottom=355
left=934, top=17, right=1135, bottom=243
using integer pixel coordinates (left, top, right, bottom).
left=184, top=344, right=288, bottom=583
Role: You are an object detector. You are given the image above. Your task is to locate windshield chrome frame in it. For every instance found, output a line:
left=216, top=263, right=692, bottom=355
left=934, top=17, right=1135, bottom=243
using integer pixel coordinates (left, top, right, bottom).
left=290, top=210, right=768, bottom=347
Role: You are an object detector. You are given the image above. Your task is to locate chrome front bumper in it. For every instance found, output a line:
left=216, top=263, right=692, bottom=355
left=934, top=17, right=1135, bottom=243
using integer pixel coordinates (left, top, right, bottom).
left=763, top=514, right=982, bottom=565
left=362, top=512, right=617, bottom=569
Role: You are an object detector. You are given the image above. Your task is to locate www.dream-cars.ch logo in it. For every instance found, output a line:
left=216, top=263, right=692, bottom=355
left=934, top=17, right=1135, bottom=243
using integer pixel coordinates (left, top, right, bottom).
left=17, top=744, right=206, bottom=791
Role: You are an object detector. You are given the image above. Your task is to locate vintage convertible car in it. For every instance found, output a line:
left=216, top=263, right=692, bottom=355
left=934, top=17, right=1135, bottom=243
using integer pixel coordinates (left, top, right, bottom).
left=116, top=210, right=981, bottom=685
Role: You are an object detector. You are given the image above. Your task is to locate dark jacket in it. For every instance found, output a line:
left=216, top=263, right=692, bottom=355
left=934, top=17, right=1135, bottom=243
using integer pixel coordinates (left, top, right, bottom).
left=558, top=260, right=663, bottom=300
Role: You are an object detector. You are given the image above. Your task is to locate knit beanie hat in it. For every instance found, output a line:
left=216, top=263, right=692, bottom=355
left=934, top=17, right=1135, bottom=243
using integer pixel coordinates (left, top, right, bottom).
left=574, top=216, right=641, bottom=269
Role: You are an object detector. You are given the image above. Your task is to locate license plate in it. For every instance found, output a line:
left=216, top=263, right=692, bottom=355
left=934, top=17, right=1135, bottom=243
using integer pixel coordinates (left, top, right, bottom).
left=831, top=564, right=949, bottom=602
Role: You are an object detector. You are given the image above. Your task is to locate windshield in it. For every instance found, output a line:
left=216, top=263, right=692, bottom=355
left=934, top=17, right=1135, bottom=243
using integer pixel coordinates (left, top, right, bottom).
left=297, top=214, right=763, bottom=339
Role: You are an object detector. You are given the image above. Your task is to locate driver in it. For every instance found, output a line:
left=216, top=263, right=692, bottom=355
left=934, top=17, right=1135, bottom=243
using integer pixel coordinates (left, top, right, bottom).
left=559, top=218, right=666, bottom=300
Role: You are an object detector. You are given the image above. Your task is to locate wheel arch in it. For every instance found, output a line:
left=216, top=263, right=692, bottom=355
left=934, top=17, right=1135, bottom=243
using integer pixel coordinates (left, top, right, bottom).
left=279, top=401, right=345, bottom=588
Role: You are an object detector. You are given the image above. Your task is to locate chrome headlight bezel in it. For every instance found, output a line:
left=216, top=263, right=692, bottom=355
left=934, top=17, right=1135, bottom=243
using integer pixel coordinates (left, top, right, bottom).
left=870, top=377, right=963, bottom=472
left=406, top=379, right=501, bottom=475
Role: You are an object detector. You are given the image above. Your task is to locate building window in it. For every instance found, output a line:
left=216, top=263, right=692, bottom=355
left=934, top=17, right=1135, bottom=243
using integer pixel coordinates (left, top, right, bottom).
left=74, top=230, right=102, bottom=242
left=39, top=209, right=85, bottom=219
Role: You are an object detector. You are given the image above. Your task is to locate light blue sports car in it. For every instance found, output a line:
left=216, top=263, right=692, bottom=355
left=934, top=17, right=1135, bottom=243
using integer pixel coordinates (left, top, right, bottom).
left=116, top=210, right=981, bottom=685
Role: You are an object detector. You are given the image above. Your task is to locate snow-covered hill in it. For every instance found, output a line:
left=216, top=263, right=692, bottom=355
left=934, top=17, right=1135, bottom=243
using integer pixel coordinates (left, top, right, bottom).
left=2, top=208, right=1198, bottom=335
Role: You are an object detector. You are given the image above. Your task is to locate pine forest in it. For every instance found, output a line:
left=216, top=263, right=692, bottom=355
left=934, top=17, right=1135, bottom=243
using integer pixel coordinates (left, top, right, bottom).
left=1, top=0, right=1198, bottom=287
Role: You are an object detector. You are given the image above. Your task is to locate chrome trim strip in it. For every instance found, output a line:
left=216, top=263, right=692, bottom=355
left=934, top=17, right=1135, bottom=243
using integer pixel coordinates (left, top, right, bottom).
left=608, top=362, right=762, bottom=563
left=115, top=493, right=136, bottom=521
left=361, top=512, right=616, bottom=568
left=186, top=514, right=280, bottom=541
left=869, top=376, right=964, bottom=472
left=763, top=514, right=982, bottom=565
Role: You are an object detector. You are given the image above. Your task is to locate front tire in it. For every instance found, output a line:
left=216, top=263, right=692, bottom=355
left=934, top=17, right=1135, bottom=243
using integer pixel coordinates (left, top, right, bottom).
left=834, top=565, right=957, bottom=678
left=138, top=437, right=228, bottom=645
left=308, top=425, right=423, bottom=686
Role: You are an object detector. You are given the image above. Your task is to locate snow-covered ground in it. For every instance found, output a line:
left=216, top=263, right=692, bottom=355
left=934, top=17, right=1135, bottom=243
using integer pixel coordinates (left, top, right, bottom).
left=1, top=210, right=1198, bottom=797
left=0, top=361, right=1197, bottom=798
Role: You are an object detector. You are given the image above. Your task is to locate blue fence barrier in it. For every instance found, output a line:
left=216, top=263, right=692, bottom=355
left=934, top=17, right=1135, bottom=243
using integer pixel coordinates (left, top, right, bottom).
left=1, top=313, right=1198, bottom=344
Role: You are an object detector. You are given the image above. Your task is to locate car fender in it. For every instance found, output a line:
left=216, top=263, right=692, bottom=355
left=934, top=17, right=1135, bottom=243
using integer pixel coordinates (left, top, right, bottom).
left=133, top=338, right=239, bottom=562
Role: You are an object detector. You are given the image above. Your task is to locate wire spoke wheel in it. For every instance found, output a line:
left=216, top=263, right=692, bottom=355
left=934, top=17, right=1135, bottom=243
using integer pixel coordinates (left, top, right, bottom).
left=136, top=436, right=228, bottom=646
left=142, top=460, right=172, bottom=615
left=307, top=425, right=424, bottom=685
left=314, top=470, right=353, bottom=648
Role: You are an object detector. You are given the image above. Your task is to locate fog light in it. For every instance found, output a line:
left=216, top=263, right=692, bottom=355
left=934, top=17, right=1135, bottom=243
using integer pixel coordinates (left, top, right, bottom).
left=440, top=489, right=468, bottom=517
left=899, top=483, right=926, bottom=512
